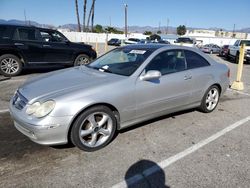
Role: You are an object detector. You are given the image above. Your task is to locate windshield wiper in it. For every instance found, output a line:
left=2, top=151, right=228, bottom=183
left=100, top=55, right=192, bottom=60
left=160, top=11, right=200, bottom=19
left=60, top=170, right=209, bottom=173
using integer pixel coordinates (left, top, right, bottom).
left=87, top=66, right=113, bottom=73
left=98, top=67, right=113, bottom=73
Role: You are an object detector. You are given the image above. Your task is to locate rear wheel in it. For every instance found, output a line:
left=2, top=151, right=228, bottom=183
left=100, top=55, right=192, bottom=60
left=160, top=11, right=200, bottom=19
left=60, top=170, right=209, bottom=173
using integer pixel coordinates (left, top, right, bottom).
left=0, top=54, right=23, bottom=77
left=70, top=105, right=117, bottom=151
left=74, top=54, right=90, bottom=66
left=235, top=52, right=239, bottom=64
left=199, top=85, right=220, bottom=113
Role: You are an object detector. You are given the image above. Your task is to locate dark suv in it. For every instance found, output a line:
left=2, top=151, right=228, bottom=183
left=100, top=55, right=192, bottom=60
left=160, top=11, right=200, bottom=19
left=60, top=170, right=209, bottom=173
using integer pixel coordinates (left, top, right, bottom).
left=0, top=24, right=97, bottom=76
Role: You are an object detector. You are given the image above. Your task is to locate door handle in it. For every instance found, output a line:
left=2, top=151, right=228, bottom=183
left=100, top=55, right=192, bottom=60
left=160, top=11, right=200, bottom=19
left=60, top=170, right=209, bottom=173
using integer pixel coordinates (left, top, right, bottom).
left=184, top=75, right=192, bottom=80
left=43, top=44, right=51, bottom=47
left=14, top=43, right=24, bottom=46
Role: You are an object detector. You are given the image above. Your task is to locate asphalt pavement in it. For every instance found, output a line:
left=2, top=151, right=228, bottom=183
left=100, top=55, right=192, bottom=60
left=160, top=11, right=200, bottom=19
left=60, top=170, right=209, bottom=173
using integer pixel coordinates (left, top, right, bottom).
left=0, top=53, right=250, bottom=188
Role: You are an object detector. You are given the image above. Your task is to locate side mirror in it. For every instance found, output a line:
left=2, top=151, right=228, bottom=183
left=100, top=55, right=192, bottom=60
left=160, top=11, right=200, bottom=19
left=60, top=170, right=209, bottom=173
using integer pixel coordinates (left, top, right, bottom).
left=140, top=70, right=162, bottom=81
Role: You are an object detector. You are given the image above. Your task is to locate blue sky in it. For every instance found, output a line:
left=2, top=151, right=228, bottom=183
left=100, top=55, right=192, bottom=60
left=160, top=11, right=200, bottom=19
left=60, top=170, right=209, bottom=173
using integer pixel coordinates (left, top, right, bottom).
left=0, top=0, right=249, bottom=30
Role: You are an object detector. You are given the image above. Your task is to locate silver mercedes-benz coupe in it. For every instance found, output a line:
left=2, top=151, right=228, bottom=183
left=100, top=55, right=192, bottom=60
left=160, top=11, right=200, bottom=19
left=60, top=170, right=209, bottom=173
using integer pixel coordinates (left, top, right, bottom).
left=9, top=44, right=230, bottom=151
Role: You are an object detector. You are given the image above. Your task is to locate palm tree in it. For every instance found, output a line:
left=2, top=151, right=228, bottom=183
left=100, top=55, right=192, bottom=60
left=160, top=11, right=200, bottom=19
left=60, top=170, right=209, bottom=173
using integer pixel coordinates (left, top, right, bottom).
left=91, top=0, right=95, bottom=32
left=87, top=0, right=96, bottom=32
left=75, top=0, right=81, bottom=32
left=83, top=0, right=87, bottom=32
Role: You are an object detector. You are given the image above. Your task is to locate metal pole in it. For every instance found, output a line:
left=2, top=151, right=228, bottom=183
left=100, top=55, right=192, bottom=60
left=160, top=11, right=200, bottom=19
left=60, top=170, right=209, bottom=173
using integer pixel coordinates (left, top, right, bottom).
left=124, top=4, right=128, bottom=38
left=231, top=44, right=245, bottom=90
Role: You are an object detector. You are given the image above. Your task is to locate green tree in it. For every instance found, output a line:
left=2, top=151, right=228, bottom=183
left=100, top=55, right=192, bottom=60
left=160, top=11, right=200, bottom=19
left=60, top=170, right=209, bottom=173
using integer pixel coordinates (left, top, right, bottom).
left=94, top=24, right=103, bottom=33
left=176, top=25, right=186, bottom=36
left=105, top=27, right=124, bottom=34
left=157, top=30, right=162, bottom=34
left=149, top=34, right=161, bottom=41
left=143, top=31, right=152, bottom=35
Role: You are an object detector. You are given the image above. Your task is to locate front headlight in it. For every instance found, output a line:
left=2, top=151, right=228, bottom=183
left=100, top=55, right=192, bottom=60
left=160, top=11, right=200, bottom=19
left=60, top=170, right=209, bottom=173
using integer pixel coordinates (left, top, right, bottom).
left=26, top=100, right=55, bottom=118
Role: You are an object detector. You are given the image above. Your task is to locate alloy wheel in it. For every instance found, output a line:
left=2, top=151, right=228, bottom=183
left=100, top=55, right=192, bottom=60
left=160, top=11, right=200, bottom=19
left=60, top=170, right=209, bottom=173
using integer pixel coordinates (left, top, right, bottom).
left=205, top=88, right=219, bottom=111
left=78, top=112, right=113, bottom=148
left=77, top=56, right=90, bottom=66
left=0, top=58, right=20, bottom=75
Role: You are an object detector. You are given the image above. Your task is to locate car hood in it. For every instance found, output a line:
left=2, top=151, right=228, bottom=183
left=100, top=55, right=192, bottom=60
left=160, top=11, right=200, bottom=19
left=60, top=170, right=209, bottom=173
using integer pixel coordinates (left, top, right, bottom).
left=19, top=66, right=125, bottom=102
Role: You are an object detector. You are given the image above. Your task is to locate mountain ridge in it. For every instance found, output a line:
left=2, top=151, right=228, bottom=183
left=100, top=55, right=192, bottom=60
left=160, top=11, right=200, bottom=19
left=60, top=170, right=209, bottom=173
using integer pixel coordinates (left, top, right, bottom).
left=1, top=19, right=249, bottom=33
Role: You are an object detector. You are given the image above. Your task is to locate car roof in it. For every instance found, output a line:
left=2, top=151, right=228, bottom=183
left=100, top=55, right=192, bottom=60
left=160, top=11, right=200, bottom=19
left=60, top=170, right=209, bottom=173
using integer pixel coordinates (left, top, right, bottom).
left=0, top=24, right=57, bottom=32
left=122, top=44, right=200, bottom=51
left=123, top=44, right=169, bottom=50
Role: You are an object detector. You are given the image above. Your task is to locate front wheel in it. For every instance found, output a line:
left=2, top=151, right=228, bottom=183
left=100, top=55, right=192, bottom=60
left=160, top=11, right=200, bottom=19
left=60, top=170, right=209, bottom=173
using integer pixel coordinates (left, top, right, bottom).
left=199, top=85, right=220, bottom=113
left=70, top=106, right=117, bottom=151
left=74, top=54, right=90, bottom=66
left=235, top=53, right=239, bottom=64
left=0, top=54, right=23, bottom=77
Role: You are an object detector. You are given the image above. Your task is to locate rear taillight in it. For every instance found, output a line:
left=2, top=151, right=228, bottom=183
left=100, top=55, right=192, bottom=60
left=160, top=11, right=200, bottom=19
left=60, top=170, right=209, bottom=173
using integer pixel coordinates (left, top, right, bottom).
left=227, top=69, right=230, bottom=78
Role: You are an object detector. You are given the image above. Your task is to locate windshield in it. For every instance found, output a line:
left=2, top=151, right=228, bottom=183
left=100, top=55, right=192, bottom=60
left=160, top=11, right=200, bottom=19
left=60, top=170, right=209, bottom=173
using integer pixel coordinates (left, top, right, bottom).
left=240, top=40, right=250, bottom=46
left=87, top=48, right=153, bottom=76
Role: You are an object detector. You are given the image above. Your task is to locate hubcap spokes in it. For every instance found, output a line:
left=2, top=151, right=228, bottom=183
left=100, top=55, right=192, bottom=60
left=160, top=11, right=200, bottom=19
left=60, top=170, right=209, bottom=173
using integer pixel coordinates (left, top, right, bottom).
left=77, top=57, right=89, bottom=65
left=206, top=88, right=219, bottom=110
left=1, top=58, right=19, bottom=74
left=79, top=112, right=112, bottom=147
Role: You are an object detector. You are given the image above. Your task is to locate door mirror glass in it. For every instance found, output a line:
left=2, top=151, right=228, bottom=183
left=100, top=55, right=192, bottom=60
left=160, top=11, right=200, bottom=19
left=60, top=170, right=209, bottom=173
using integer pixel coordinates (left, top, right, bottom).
left=140, top=70, right=161, bottom=81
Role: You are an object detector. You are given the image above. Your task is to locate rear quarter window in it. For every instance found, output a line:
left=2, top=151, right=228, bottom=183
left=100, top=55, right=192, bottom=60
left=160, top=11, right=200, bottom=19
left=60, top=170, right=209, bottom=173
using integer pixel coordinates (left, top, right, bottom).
left=184, top=50, right=210, bottom=69
left=0, top=26, right=11, bottom=39
left=13, top=28, right=40, bottom=41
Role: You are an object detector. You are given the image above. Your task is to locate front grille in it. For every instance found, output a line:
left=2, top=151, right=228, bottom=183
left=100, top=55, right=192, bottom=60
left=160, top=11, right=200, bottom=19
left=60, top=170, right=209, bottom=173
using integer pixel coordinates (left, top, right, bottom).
left=12, top=91, right=28, bottom=110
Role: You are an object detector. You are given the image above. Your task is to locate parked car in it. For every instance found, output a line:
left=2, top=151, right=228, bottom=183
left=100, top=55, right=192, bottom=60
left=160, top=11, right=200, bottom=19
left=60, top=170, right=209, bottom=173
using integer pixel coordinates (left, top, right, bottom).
left=9, top=44, right=230, bottom=151
left=174, top=37, right=196, bottom=47
left=107, top=38, right=121, bottom=46
left=157, top=39, right=170, bottom=44
left=219, top=45, right=229, bottom=56
left=201, top=44, right=221, bottom=54
left=0, top=24, right=97, bottom=77
left=124, top=38, right=141, bottom=44
left=228, top=40, right=250, bottom=63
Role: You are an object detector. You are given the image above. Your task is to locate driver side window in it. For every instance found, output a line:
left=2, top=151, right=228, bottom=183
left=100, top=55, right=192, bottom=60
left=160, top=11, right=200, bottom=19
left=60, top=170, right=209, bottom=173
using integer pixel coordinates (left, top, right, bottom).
left=145, top=50, right=186, bottom=75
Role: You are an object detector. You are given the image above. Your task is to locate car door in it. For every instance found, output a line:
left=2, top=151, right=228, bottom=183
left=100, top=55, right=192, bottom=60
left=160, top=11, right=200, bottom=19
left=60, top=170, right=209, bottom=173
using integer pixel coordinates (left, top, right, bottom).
left=12, top=27, right=45, bottom=63
left=184, top=50, right=212, bottom=103
left=135, top=50, right=193, bottom=118
left=231, top=40, right=240, bottom=56
left=39, top=29, right=74, bottom=63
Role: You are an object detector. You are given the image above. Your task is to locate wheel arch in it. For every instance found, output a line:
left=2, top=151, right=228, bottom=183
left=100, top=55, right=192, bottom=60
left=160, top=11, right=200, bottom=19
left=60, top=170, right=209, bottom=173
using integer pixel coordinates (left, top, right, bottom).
left=0, top=50, right=26, bottom=65
left=67, top=102, right=121, bottom=144
left=212, top=83, right=222, bottom=94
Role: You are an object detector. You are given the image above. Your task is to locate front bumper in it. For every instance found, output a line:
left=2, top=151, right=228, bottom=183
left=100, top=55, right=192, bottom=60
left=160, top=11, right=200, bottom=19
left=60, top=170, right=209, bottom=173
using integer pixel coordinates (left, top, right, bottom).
left=9, top=100, right=74, bottom=145
left=245, top=53, right=250, bottom=61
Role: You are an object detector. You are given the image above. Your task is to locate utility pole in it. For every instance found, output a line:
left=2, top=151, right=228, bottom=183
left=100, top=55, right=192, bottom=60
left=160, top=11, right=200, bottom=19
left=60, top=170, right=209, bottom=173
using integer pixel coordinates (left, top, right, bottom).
left=124, top=4, right=128, bottom=38
left=166, top=18, right=169, bottom=34
left=24, top=9, right=27, bottom=25
left=109, top=16, right=111, bottom=27
left=232, top=24, right=236, bottom=38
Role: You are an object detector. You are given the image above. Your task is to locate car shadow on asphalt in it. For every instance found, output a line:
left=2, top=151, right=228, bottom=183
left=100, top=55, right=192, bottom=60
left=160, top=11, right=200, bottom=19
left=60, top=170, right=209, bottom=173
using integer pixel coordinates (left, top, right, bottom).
left=124, top=159, right=170, bottom=188
left=216, top=55, right=250, bottom=65
left=0, top=112, right=54, bottom=159
left=118, top=109, right=195, bottom=135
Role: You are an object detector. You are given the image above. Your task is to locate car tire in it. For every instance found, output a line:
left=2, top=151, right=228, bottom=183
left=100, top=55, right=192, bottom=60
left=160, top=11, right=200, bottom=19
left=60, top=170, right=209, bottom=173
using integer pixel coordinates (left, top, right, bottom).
left=74, top=54, right=90, bottom=66
left=226, top=51, right=231, bottom=60
left=70, top=105, right=117, bottom=152
left=235, top=52, right=239, bottom=64
left=199, top=85, right=220, bottom=113
left=0, top=54, right=23, bottom=77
